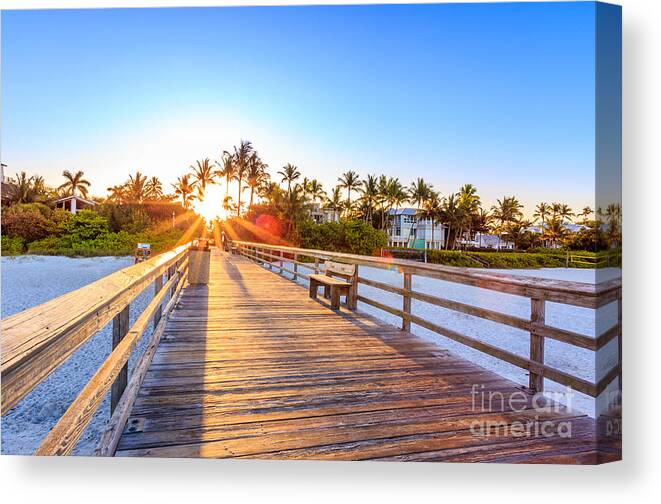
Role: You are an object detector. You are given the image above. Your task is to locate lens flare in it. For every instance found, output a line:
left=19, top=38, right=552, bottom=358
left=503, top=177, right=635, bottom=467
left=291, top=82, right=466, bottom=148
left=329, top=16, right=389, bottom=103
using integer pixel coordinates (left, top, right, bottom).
left=193, top=184, right=228, bottom=222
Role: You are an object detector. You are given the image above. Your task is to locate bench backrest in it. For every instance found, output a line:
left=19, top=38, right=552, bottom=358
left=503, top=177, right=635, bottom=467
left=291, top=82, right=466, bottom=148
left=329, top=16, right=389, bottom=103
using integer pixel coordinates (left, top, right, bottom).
left=324, top=261, right=356, bottom=278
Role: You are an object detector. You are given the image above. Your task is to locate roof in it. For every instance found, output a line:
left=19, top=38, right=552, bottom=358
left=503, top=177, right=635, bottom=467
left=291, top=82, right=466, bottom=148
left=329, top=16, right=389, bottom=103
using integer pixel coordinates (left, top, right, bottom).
left=387, top=208, right=418, bottom=216
left=528, top=223, right=587, bottom=234
left=54, top=195, right=97, bottom=206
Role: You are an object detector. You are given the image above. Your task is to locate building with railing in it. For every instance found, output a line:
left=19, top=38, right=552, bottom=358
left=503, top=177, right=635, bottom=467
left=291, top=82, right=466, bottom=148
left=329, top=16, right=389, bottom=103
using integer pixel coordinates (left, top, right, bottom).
left=309, top=202, right=341, bottom=224
left=387, top=208, right=446, bottom=249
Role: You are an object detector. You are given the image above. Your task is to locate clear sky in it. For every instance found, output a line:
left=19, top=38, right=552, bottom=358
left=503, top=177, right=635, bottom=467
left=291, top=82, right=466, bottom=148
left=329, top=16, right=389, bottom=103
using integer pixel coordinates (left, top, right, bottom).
left=1, top=2, right=597, bottom=214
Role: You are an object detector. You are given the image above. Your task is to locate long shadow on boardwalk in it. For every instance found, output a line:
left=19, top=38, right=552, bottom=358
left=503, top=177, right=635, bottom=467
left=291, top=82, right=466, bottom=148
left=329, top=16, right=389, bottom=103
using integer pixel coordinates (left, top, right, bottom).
left=116, top=251, right=618, bottom=463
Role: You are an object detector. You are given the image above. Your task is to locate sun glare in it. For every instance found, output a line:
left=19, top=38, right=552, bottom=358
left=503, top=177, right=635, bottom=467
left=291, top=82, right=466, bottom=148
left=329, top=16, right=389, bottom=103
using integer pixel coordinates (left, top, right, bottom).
left=193, top=184, right=228, bottom=222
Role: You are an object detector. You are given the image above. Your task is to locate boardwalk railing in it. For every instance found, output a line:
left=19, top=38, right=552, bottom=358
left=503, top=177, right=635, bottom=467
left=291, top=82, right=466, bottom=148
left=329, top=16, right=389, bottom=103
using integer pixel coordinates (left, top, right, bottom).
left=0, top=243, right=191, bottom=455
left=232, top=240, right=622, bottom=399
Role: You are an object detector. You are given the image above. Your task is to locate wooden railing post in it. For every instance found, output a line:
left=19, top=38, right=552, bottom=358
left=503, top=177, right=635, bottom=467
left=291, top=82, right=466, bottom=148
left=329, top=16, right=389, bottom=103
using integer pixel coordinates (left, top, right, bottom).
left=154, top=273, right=164, bottom=330
left=293, top=253, right=298, bottom=281
left=402, top=272, right=412, bottom=331
left=110, top=305, right=130, bottom=413
left=349, top=265, right=359, bottom=310
left=314, top=257, right=320, bottom=274
left=529, top=296, right=546, bottom=392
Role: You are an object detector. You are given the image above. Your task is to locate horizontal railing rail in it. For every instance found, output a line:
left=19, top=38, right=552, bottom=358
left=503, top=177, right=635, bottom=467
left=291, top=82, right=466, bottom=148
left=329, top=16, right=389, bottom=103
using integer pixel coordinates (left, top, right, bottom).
left=232, top=240, right=622, bottom=399
left=1, top=243, right=191, bottom=455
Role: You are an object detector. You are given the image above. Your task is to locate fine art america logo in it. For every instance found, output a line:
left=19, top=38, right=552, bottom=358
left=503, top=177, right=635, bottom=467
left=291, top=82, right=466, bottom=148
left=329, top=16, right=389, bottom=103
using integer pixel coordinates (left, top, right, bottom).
left=469, top=384, right=575, bottom=439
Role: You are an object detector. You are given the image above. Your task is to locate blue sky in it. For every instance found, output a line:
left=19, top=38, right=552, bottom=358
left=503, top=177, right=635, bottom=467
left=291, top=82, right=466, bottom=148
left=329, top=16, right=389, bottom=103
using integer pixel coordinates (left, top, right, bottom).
left=1, top=3, right=597, bottom=213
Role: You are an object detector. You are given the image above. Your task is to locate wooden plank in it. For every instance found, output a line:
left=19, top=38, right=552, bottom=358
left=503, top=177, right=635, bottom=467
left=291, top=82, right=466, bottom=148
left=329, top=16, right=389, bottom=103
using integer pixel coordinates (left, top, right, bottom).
left=115, top=251, right=605, bottom=463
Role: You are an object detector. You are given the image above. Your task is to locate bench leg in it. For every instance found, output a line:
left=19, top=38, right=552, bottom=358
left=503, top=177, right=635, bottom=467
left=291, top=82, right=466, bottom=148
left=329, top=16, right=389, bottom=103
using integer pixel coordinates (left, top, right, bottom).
left=330, top=287, right=341, bottom=310
left=309, top=280, right=318, bottom=300
left=324, top=285, right=330, bottom=299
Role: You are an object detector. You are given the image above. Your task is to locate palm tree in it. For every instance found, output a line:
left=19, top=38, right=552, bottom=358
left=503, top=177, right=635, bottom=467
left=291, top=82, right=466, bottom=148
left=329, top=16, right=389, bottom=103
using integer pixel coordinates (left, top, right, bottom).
left=59, top=170, right=91, bottom=198
left=145, top=176, right=164, bottom=200
left=325, top=186, right=344, bottom=222
left=491, top=196, right=523, bottom=249
left=359, top=174, right=379, bottom=223
left=283, top=183, right=309, bottom=234
left=408, top=178, right=432, bottom=211
left=504, top=219, right=533, bottom=250
left=190, top=158, right=216, bottom=196
left=337, top=171, right=361, bottom=213
left=258, top=181, right=280, bottom=206
left=125, top=171, right=149, bottom=203
left=542, top=217, right=568, bottom=248
left=245, top=152, right=268, bottom=212
left=381, top=178, right=408, bottom=234
left=440, top=193, right=462, bottom=249
left=172, top=174, right=196, bottom=210
left=579, top=206, right=593, bottom=225
left=8, top=172, right=38, bottom=203
left=278, top=163, right=301, bottom=196
left=457, top=184, right=481, bottom=245
left=215, top=150, right=237, bottom=209
left=557, top=203, right=574, bottom=223
left=473, top=208, right=492, bottom=247
left=421, top=191, right=443, bottom=249
left=233, top=140, right=253, bottom=216
left=604, top=203, right=622, bottom=247
left=307, top=179, right=325, bottom=203
left=533, top=202, right=550, bottom=229
left=106, top=184, right=127, bottom=203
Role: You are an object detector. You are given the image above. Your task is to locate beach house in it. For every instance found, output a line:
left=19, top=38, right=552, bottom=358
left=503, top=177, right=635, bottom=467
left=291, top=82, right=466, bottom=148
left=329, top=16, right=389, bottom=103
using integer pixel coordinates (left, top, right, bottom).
left=54, top=195, right=97, bottom=214
left=386, top=208, right=446, bottom=249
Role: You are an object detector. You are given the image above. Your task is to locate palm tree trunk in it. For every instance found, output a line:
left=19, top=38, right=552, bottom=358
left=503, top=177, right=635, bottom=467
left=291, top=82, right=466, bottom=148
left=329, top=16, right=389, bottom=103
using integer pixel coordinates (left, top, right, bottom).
left=431, top=219, right=435, bottom=249
left=237, top=178, right=242, bottom=216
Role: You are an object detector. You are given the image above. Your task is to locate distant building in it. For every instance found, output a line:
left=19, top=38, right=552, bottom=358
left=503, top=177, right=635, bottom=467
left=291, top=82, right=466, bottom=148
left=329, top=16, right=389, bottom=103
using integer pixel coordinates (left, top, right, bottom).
left=1, top=163, right=12, bottom=204
left=459, top=233, right=514, bottom=250
left=387, top=208, right=446, bottom=250
left=54, top=194, right=97, bottom=214
left=309, top=203, right=340, bottom=224
left=527, top=223, right=587, bottom=234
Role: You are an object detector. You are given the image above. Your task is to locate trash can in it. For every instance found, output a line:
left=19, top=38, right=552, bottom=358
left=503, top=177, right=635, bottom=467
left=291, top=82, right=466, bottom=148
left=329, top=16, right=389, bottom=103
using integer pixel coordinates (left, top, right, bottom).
left=188, top=239, right=210, bottom=285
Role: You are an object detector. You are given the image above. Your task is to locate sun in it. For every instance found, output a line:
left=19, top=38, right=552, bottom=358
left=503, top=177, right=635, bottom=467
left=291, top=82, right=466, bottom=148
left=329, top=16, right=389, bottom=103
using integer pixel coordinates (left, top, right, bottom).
left=193, top=184, right=228, bottom=222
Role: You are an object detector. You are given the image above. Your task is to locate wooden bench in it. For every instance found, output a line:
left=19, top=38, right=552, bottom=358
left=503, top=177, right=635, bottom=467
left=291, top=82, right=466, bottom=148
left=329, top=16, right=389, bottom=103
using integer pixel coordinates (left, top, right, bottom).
left=309, top=261, right=357, bottom=311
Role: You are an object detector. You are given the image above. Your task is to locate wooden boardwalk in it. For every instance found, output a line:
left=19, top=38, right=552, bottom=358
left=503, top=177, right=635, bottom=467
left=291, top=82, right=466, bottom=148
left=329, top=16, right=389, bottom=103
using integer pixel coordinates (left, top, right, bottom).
left=115, top=249, right=614, bottom=462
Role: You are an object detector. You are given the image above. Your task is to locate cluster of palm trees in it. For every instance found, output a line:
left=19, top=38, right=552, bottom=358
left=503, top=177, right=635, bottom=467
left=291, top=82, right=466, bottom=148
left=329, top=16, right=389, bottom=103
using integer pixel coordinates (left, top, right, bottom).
left=166, top=140, right=269, bottom=214
left=106, top=172, right=166, bottom=204
left=4, top=149, right=621, bottom=250
left=3, top=169, right=93, bottom=205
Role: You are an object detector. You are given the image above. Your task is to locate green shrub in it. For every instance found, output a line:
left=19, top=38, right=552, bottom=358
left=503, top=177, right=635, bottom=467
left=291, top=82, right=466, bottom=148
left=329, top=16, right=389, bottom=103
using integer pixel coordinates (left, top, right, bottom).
left=1, top=235, right=26, bottom=255
left=1, top=205, right=51, bottom=242
left=298, top=219, right=387, bottom=256
left=426, top=250, right=484, bottom=267
left=46, top=208, right=74, bottom=236
left=66, top=210, right=110, bottom=241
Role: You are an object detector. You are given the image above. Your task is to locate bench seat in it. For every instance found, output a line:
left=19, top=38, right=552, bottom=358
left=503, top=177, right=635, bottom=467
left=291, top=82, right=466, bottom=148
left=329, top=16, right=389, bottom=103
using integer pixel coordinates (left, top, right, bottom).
left=308, top=262, right=356, bottom=310
left=308, top=274, right=350, bottom=286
